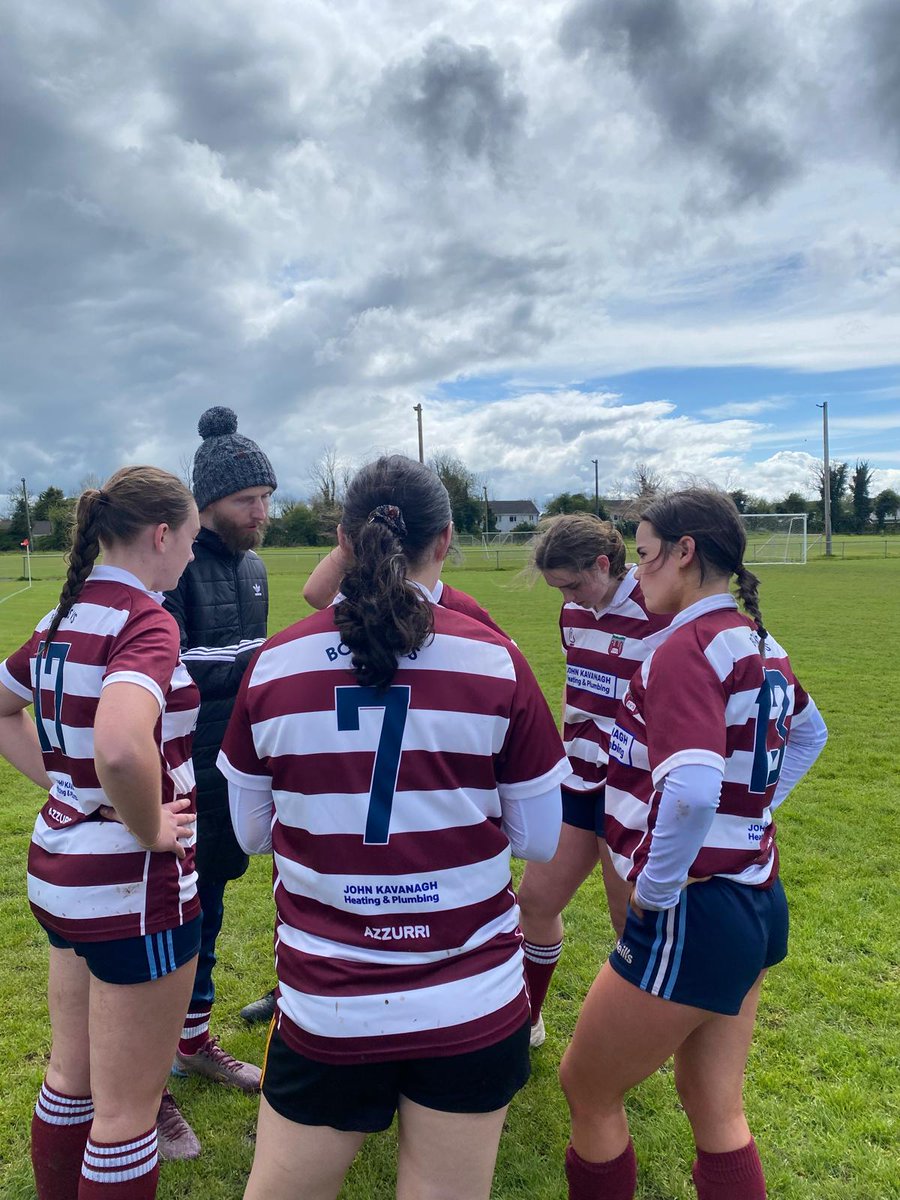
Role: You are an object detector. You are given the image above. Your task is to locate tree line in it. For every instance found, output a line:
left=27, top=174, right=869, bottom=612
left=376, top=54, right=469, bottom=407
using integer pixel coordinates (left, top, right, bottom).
left=265, top=452, right=505, bottom=546
left=727, top=461, right=899, bottom=534
left=5, top=456, right=899, bottom=554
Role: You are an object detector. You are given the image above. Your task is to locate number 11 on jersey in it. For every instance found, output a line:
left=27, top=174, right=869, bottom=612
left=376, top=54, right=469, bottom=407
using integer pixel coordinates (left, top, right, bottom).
left=335, top=685, right=411, bottom=844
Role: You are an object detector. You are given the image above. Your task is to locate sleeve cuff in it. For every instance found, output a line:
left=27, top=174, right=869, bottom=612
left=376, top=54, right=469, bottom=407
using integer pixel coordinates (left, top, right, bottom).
left=497, top=756, right=572, bottom=802
left=102, top=671, right=164, bottom=713
left=0, top=661, right=33, bottom=701
left=651, top=748, right=724, bottom=790
left=217, top=750, right=273, bottom=790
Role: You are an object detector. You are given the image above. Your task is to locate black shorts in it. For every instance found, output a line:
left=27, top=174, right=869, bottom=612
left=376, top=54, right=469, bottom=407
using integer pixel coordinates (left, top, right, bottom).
left=261, top=1020, right=532, bottom=1133
left=43, top=917, right=201, bottom=985
left=561, top=784, right=605, bottom=837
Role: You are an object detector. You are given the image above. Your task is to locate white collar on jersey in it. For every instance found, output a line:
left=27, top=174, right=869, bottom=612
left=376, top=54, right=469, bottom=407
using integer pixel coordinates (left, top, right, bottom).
left=331, top=577, right=442, bottom=607
left=606, top=565, right=640, bottom=613
left=88, top=564, right=165, bottom=605
left=408, top=579, right=440, bottom=603
left=578, top=563, right=639, bottom=617
left=649, top=592, right=738, bottom=649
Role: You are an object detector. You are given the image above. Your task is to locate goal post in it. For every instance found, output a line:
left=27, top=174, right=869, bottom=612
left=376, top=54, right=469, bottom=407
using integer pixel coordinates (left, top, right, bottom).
left=742, top=513, right=808, bottom=565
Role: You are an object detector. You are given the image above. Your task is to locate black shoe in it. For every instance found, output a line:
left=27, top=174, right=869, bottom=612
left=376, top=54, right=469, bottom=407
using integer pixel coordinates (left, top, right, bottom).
left=240, top=988, right=277, bottom=1025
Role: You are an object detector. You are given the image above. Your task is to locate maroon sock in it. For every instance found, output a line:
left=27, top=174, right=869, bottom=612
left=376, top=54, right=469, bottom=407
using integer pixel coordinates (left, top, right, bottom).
left=523, top=939, right=563, bottom=1023
left=692, top=1138, right=766, bottom=1200
left=177, top=1004, right=212, bottom=1056
left=565, top=1141, right=636, bottom=1200
left=78, top=1128, right=159, bottom=1198
left=31, top=1081, right=94, bottom=1200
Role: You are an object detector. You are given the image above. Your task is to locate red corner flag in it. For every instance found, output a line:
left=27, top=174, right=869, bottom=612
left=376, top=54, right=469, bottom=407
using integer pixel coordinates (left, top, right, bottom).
left=20, top=539, right=29, bottom=548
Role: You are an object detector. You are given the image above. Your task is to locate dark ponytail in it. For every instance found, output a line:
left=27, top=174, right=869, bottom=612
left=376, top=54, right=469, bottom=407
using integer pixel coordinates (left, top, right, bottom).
left=641, top=488, right=768, bottom=656
left=44, top=466, right=195, bottom=650
left=334, top=456, right=453, bottom=689
left=734, top=564, right=767, bottom=654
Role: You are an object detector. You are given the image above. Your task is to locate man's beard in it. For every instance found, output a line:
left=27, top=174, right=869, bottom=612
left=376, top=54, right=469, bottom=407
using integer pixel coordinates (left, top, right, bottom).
left=210, top=513, right=267, bottom=554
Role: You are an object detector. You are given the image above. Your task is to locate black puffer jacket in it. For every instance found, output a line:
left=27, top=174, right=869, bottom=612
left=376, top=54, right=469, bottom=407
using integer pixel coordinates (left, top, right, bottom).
left=163, top=527, right=269, bottom=881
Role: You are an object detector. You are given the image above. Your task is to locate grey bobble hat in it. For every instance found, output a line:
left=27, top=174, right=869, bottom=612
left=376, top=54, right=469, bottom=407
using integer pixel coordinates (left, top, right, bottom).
left=192, top=406, right=278, bottom=511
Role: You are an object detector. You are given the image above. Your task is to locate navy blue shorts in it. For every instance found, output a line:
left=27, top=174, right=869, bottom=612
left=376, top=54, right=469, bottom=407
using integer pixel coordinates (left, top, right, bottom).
left=44, top=916, right=202, bottom=985
left=261, top=1020, right=532, bottom=1133
left=609, top=877, right=788, bottom=1015
left=562, top=785, right=605, bottom=837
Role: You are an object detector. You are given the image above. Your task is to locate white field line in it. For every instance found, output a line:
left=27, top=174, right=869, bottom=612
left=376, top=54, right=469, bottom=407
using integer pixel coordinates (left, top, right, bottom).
left=0, top=582, right=34, bottom=606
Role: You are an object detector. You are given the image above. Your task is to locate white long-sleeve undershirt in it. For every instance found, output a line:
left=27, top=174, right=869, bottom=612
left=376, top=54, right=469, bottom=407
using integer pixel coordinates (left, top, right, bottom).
left=633, top=763, right=723, bottom=912
left=770, top=698, right=827, bottom=810
left=634, top=699, right=828, bottom=912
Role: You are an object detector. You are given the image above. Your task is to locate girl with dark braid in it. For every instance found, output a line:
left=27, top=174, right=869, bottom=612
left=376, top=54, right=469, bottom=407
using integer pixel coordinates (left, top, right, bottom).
left=218, top=455, right=569, bottom=1200
left=0, top=467, right=201, bottom=1200
left=559, top=489, right=828, bottom=1200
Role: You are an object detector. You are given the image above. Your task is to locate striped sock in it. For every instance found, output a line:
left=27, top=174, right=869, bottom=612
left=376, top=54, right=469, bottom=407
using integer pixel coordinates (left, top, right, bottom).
left=692, top=1139, right=766, bottom=1199
left=79, top=1128, right=159, bottom=1198
left=31, top=1081, right=94, bottom=1200
left=178, top=1005, right=212, bottom=1056
left=523, top=939, right=563, bottom=1024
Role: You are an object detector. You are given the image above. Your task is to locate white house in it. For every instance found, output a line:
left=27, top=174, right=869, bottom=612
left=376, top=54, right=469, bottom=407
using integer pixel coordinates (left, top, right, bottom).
left=488, top=500, right=540, bottom=529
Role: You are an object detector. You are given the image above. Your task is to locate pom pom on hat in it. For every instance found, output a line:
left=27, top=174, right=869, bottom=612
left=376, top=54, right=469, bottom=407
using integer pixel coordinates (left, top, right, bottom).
left=191, top=407, right=277, bottom=511
left=198, top=406, right=239, bottom=439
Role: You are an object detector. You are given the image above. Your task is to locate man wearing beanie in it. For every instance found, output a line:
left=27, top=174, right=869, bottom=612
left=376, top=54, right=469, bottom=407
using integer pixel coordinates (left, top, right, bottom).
left=156, top=406, right=277, bottom=1159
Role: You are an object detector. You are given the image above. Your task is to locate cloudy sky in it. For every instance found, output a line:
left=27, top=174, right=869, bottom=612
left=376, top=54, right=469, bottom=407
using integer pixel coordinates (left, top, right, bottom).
left=3, top=0, right=899, bottom=507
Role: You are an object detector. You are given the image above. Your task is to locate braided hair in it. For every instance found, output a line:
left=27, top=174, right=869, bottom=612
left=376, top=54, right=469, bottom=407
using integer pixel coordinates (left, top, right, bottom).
left=641, top=488, right=768, bottom=656
left=335, top=456, right=452, bottom=689
left=43, top=466, right=195, bottom=650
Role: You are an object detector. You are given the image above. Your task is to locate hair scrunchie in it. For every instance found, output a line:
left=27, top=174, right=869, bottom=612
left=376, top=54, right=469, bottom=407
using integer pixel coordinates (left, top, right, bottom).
left=367, top=504, right=407, bottom=538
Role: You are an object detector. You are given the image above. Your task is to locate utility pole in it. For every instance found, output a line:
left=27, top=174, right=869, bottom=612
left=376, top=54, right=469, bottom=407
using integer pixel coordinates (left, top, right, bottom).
left=412, top=404, right=424, bottom=464
left=591, top=458, right=599, bottom=517
left=482, top=485, right=490, bottom=536
left=816, top=402, right=832, bottom=557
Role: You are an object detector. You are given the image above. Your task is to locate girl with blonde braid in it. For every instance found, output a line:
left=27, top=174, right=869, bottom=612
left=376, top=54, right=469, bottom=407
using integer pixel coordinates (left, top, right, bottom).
left=560, top=489, right=827, bottom=1200
left=0, top=467, right=200, bottom=1199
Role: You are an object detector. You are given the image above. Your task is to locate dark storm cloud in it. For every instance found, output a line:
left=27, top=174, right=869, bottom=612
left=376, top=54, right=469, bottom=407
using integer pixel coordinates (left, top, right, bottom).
left=2, top=1, right=899, bottom=504
left=156, top=41, right=305, bottom=184
left=558, top=0, right=797, bottom=204
left=244, top=236, right=569, bottom=402
left=383, top=37, right=526, bottom=169
left=351, top=241, right=569, bottom=318
left=856, top=0, right=900, bottom=160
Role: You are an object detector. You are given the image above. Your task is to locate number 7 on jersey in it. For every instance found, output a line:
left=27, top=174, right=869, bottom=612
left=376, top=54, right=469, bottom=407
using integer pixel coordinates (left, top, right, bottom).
left=335, top=685, right=411, bottom=844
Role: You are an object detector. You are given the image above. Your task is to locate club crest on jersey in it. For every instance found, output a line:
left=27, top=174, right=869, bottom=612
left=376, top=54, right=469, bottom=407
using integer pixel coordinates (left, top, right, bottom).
left=567, top=628, right=577, bottom=646
left=253, top=583, right=262, bottom=596
left=608, top=635, right=625, bottom=657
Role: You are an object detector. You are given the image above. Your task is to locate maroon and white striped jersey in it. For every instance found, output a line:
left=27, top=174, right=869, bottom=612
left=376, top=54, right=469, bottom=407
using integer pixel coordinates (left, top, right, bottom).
left=605, top=594, right=812, bottom=888
left=218, top=603, right=569, bottom=1063
left=0, top=566, right=200, bottom=941
left=561, top=568, right=671, bottom=793
left=437, top=581, right=510, bottom=639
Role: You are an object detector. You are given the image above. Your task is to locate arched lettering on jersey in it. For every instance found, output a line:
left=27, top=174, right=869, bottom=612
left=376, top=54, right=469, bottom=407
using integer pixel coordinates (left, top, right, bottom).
left=749, top=668, right=790, bottom=794
left=35, top=641, right=71, bottom=755
left=335, top=685, right=411, bottom=844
